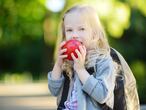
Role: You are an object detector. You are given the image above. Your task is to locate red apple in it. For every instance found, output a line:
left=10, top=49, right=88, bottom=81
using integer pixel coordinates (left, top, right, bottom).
left=62, top=39, right=82, bottom=60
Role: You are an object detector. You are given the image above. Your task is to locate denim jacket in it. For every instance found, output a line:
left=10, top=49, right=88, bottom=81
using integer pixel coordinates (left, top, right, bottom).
left=48, top=54, right=116, bottom=110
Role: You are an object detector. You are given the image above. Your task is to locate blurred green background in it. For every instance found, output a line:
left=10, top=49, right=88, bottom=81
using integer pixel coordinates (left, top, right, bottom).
left=0, top=0, right=146, bottom=104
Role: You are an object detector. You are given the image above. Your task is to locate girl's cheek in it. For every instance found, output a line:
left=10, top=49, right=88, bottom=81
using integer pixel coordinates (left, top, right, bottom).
left=65, top=35, right=72, bottom=40
left=82, top=40, right=88, bottom=47
left=84, top=39, right=91, bottom=47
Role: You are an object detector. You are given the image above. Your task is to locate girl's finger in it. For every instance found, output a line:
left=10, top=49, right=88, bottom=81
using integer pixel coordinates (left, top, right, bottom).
left=79, top=46, right=84, bottom=55
left=83, top=45, right=86, bottom=53
left=82, top=45, right=86, bottom=56
left=59, top=48, right=67, bottom=55
left=75, top=49, right=81, bottom=58
left=71, top=53, right=77, bottom=62
left=59, top=54, right=68, bottom=59
left=59, top=41, right=66, bottom=49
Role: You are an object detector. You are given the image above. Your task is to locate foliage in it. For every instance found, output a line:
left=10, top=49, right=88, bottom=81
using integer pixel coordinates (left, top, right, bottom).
left=0, top=0, right=146, bottom=103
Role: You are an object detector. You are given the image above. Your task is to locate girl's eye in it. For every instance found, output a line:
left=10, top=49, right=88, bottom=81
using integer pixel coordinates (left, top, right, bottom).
left=79, top=28, right=85, bottom=31
left=66, top=29, right=72, bottom=32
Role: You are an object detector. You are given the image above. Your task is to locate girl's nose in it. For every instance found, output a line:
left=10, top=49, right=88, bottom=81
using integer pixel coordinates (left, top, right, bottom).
left=72, top=35, right=79, bottom=39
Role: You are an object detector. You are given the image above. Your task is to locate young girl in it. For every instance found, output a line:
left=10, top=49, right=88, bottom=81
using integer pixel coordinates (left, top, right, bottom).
left=48, top=5, right=118, bottom=110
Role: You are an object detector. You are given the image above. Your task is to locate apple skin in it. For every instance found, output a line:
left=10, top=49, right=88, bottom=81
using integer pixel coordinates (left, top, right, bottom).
left=62, top=39, right=82, bottom=60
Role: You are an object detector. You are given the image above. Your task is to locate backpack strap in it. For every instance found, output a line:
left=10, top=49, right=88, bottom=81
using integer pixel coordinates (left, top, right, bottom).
left=87, top=48, right=127, bottom=110
left=57, top=71, right=70, bottom=110
left=58, top=48, right=126, bottom=110
left=110, top=48, right=121, bottom=65
left=110, top=48, right=127, bottom=110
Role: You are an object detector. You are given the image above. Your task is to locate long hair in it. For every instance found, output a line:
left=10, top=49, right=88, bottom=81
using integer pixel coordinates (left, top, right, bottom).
left=62, top=5, right=110, bottom=52
left=56, top=5, right=111, bottom=78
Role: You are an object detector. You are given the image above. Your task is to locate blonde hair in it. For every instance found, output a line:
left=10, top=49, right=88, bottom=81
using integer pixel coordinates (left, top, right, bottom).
left=56, top=5, right=111, bottom=78
left=62, top=5, right=110, bottom=52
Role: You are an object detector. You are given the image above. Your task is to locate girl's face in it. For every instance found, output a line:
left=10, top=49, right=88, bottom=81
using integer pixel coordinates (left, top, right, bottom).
left=64, top=11, right=92, bottom=49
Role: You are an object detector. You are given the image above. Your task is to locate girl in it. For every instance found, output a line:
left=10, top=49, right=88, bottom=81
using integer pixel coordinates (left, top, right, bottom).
left=48, top=5, right=117, bottom=110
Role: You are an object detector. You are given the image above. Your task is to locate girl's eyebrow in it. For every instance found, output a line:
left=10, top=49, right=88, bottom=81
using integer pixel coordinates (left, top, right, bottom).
left=65, top=26, right=72, bottom=28
left=78, top=25, right=86, bottom=27
left=65, top=25, right=86, bottom=28
left=78, top=26, right=85, bottom=28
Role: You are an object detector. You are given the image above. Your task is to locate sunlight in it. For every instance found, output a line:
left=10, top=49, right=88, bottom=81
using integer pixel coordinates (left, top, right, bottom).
left=89, top=0, right=130, bottom=38
left=108, top=2, right=130, bottom=38
left=45, top=0, right=65, bottom=12
left=116, top=3, right=130, bottom=26
left=129, top=0, right=146, bottom=16
left=94, top=0, right=112, bottom=18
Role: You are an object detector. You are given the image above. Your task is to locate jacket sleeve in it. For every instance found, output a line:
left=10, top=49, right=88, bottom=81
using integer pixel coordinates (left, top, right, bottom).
left=48, top=71, right=65, bottom=96
left=82, top=55, right=116, bottom=104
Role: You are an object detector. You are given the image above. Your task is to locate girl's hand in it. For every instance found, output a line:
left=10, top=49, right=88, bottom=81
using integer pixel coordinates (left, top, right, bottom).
left=52, top=41, right=67, bottom=80
left=71, top=45, right=86, bottom=72
left=55, top=41, right=67, bottom=68
left=71, top=45, right=90, bottom=84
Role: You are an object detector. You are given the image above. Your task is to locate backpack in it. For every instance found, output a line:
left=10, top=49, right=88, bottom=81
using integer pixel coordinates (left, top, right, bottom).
left=57, top=48, right=140, bottom=110
left=110, top=48, right=140, bottom=110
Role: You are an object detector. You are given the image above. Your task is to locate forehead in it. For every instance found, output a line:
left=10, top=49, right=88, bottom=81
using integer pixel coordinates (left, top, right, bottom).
left=64, top=11, right=88, bottom=27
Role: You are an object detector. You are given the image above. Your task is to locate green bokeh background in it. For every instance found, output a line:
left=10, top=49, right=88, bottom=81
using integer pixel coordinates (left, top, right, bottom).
left=0, top=0, right=146, bottom=104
